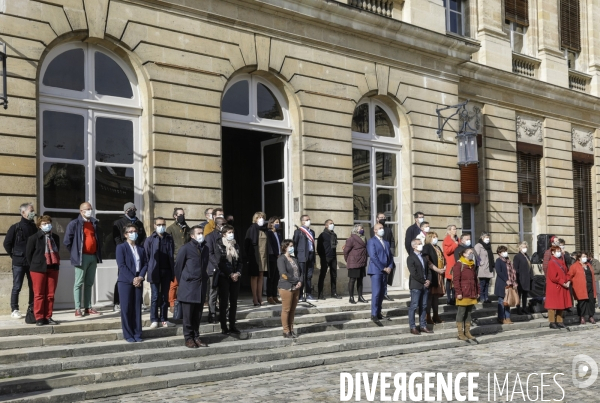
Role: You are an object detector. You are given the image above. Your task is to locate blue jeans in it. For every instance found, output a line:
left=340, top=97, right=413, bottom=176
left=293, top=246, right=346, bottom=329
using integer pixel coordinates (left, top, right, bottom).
left=479, top=278, right=490, bottom=302
left=11, top=265, right=33, bottom=311
left=409, top=288, right=429, bottom=329
left=497, top=297, right=511, bottom=320
left=150, top=272, right=171, bottom=323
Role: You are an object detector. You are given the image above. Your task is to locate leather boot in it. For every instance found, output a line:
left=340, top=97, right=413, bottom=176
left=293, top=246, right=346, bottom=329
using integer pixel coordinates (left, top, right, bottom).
left=464, top=322, right=476, bottom=340
left=456, top=322, right=468, bottom=341
left=426, top=313, right=434, bottom=325
left=358, top=296, right=368, bottom=303
left=432, top=313, right=444, bottom=324
left=318, top=293, right=325, bottom=300
left=349, top=296, right=356, bottom=304
left=273, top=297, right=281, bottom=304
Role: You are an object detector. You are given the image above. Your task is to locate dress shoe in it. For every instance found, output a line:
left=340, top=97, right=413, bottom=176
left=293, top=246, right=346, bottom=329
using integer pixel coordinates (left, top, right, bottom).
left=410, top=328, right=421, bottom=335
left=432, top=314, right=444, bottom=324
left=377, top=314, right=392, bottom=321
left=580, top=316, right=586, bottom=325
left=589, top=317, right=596, bottom=324
left=47, top=317, right=59, bottom=325
left=185, top=339, right=199, bottom=348
left=318, top=293, right=325, bottom=300
left=556, top=323, right=566, bottom=329
left=221, top=328, right=230, bottom=335
left=549, top=323, right=559, bottom=329
left=358, top=296, right=368, bottom=303
left=194, top=337, right=208, bottom=347
left=85, top=308, right=102, bottom=315
left=371, top=316, right=383, bottom=326
left=421, top=327, right=433, bottom=334
left=35, top=320, right=46, bottom=326
left=349, top=296, right=357, bottom=304
left=229, top=326, right=241, bottom=334
left=274, top=297, right=281, bottom=304
left=268, top=297, right=276, bottom=305
left=331, top=294, right=342, bottom=299
left=283, top=332, right=293, bottom=338
left=383, top=295, right=394, bottom=301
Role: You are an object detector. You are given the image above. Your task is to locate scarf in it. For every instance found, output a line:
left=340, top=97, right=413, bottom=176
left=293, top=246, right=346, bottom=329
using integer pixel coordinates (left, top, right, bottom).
left=434, top=245, right=444, bottom=269
left=478, top=239, right=495, bottom=269
left=459, top=256, right=475, bottom=267
left=503, top=257, right=517, bottom=286
left=44, top=233, right=60, bottom=266
left=223, top=237, right=238, bottom=263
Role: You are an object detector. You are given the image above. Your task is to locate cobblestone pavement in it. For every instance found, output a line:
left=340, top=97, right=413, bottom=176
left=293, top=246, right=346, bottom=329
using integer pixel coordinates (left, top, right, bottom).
left=88, top=329, right=600, bottom=403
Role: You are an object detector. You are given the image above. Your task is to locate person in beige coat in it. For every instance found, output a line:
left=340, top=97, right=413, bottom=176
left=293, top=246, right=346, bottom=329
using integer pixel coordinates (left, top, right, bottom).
left=473, top=232, right=494, bottom=303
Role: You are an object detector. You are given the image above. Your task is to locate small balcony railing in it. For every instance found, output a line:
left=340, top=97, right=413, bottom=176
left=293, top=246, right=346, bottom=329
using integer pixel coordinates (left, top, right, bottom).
left=512, top=53, right=540, bottom=78
left=568, top=69, right=591, bottom=92
left=348, top=0, right=394, bottom=18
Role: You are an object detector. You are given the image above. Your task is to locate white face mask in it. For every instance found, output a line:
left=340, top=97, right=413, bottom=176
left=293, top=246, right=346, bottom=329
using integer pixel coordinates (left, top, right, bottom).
left=521, top=248, right=527, bottom=254
left=554, top=251, right=562, bottom=258
left=304, top=220, right=311, bottom=227
left=377, top=228, right=385, bottom=237
left=41, top=224, right=52, bottom=232
left=501, top=252, right=508, bottom=258
left=83, top=210, right=93, bottom=218
left=226, top=233, right=234, bottom=241
left=328, top=224, right=334, bottom=231
left=432, top=238, right=438, bottom=245
left=560, top=245, right=565, bottom=250
left=483, top=238, right=490, bottom=244
left=196, top=234, right=204, bottom=243
left=418, top=218, right=424, bottom=224
left=156, top=225, right=166, bottom=234
left=464, top=240, right=471, bottom=247
left=423, top=227, right=430, bottom=233
left=257, top=218, right=265, bottom=227
left=207, top=214, right=213, bottom=220
left=416, top=244, right=423, bottom=252
left=581, top=257, right=588, bottom=263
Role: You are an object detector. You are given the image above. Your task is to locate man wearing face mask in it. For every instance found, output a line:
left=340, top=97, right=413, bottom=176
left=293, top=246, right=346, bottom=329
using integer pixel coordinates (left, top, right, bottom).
left=204, top=207, right=223, bottom=237
left=415, top=221, right=430, bottom=243
left=316, top=220, right=341, bottom=300
left=64, top=202, right=104, bottom=317
left=367, top=223, right=395, bottom=325
left=453, top=234, right=472, bottom=262
left=371, top=212, right=397, bottom=301
left=293, top=215, right=316, bottom=301
left=206, top=216, right=227, bottom=323
left=166, top=208, right=191, bottom=315
left=198, top=208, right=214, bottom=233
left=4, top=203, right=37, bottom=318
left=407, top=239, right=432, bottom=335
left=144, top=217, right=175, bottom=328
left=404, top=212, right=424, bottom=254
left=112, top=202, right=147, bottom=311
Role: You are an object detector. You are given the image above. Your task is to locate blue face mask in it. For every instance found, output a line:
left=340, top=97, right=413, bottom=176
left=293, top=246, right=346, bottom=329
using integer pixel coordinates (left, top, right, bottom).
left=41, top=224, right=52, bottom=233
left=156, top=225, right=166, bottom=234
left=288, top=247, right=294, bottom=255
left=128, top=232, right=138, bottom=241
left=274, top=224, right=280, bottom=230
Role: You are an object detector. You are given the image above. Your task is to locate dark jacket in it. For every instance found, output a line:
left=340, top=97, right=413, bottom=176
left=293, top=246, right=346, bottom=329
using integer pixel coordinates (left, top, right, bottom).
left=245, top=223, right=268, bottom=270
left=116, top=242, right=148, bottom=284
left=206, top=229, right=221, bottom=276
left=266, top=230, right=283, bottom=257
left=494, top=257, right=517, bottom=298
left=454, top=243, right=470, bottom=262
left=215, top=237, right=243, bottom=278
left=277, top=254, right=301, bottom=290
left=143, top=232, right=175, bottom=284
left=513, top=252, right=532, bottom=292
left=343, top=234, right=367, bottom=269
left=292, top=226, right=316, bottom=263
left=174, top=240, right=209, bottom=304
left=453, top=261, right=479, bottom=299
left=370, top=226, right=396, bottom=254
left=165, top=221, right=190, bottom=257
left=3, top=217, right=37, bottom=266
left=25, top=230, right=61, bottom=273
left=317, top=229, right=338, bottom=260
left=422, top=243, right=444, bottom=288
left=113, top=216, right=147, bottom=247
left=64, top=215, right=103, bottom=266
left=407, top=252, right=431, bottom=290
left=404, top=223, right=421, bottom=254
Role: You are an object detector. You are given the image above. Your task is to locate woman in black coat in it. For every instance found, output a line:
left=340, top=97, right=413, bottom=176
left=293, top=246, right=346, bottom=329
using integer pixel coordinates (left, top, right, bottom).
left=214, top=225, right=242, bottom=335
left=25, top=215, right=61, bottom=326
left=266, top=216, right=283, bottom=305
left=513, top=241, right=532, bottom=315
left=422, top=232, right=446, bottom=324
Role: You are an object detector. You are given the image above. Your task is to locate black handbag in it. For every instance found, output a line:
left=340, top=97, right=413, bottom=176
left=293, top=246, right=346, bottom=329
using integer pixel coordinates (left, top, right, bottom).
left=447, top=286, right=456, bottom=305
left=25, top=306, right=36, bottom=324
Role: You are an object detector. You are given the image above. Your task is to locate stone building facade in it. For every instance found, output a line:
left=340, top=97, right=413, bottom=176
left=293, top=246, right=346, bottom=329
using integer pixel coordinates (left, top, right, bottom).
left=0, top=0, right=598, bottom=312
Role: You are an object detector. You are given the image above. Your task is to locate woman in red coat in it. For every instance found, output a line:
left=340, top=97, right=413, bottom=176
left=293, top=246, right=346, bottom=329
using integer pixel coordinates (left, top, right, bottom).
left=545, top=245, right=572, bottom=329
left=568, top=252, right=597, bottom=324
left=442, top=225, right=459, bottom=305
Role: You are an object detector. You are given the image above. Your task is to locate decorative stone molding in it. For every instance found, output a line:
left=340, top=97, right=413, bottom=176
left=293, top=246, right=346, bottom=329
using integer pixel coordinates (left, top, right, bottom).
left=516, top=116, right=543, bottom=143
left=572, top=127, right=594, bottom=154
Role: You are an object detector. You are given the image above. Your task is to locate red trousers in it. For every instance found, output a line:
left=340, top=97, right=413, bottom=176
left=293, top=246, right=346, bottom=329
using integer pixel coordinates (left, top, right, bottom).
left=31, top=269, right=59, bottom=320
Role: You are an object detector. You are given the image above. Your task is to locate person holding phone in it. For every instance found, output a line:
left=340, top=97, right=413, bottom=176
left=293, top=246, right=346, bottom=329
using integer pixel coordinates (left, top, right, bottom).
left=277, top=240, right=301, bottom=338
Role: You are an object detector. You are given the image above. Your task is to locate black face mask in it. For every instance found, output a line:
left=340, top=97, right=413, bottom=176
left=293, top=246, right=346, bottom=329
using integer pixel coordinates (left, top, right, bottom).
left=378, top=219, right=386, bottom=225
left=126, top=210, right=136, bottom=218
left=176, top=215, right=185, bottom=224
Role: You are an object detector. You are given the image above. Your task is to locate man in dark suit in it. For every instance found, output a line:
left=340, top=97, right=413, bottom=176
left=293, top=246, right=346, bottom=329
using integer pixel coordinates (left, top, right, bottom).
left=407, top=239, right=432, bottom=335
left=404, top=211, right=424, bottom=254
left=367, top=223, right=395, bottom=325
left=293, top=215, right=316, bottom=301
left=205, top=216, right=227, bottom=323
left=174, top=225, right=209, bottom=349
left=370, top=212, right=397, bottom=301
left=317, top=219, right=341, bottom=300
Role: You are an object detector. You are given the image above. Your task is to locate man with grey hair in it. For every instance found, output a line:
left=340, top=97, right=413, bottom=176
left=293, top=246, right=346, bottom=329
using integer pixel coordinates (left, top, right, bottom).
left=406, top=238, right=432, bottom=335
left=3, top=203, right=37, bottom=318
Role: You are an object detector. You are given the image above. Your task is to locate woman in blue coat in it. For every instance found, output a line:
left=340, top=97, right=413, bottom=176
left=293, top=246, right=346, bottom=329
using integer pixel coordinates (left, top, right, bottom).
left=494, top=245, right=518, bottom=325
left=116, top=223, right=148, bottom=342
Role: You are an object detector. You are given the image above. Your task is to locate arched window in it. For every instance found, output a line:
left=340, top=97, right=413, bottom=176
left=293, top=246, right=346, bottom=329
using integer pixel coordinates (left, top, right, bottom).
left=352, top=98, right=401, bottom=258
left=221, top=75, right=291, bottom=134
left=39, top=43, right=142, bottom=262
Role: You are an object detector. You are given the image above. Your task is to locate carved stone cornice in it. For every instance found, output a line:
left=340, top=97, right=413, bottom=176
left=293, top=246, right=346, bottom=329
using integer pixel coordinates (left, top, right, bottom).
left=516, top=116, right=543, bottom=142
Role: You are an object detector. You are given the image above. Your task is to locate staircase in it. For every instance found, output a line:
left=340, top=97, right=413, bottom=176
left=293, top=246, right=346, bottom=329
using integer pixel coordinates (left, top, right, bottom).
left=0, top=293, right=597, bottom=402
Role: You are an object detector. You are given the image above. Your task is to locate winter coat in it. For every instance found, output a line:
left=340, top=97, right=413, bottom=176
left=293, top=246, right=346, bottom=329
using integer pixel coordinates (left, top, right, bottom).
left=544, top=257, right=573, bottom=310
left=343, top=234, right=368, bottom=269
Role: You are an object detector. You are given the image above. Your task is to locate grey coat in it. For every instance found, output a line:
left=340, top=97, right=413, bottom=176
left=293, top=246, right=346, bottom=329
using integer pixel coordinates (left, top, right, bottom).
left=474, top=243, right=494, bottom=279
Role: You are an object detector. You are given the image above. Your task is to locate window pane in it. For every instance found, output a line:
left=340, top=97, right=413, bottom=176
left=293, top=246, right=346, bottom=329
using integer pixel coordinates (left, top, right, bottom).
left=43, top=163, right=86, bottom=209
left=95, top=52, right=134, bottom=98
left=352, top=148, right=371, bottom=184
left=449, top=0, right=461, bottom=11
left=43, top=49, right=85, bottom=91
left=353, top=185, right=371, bottom=221
left=40, top=212, right=78, bottom=261
left=96, top=117, right=134, bottom=164
left=351, top=104, right=369, bottom=133
left=42, top=111, right=85, bottom=160
left=449, top=12, right=462, bottom=35
left=513, top=32, right=525, bottom=53
left=263, top=142, right=284, bottom=182
left=461, top=203, right=472, bottom=236
left=222, top=80, right=249, bottom=115
left=264, top=182, right=284, bottom=219
left=384, top=223, right=398, bottom=257
left=257, top=83, right=283, bottom=120
left=95, top=166, right=135, bottom=211
left=375, top=152, right=397, bottom=186
left=96, top=213, right=123, bottom=260
left=376, top=188, right=396, bottom=222
left=374, top=106, right=394, bottom=138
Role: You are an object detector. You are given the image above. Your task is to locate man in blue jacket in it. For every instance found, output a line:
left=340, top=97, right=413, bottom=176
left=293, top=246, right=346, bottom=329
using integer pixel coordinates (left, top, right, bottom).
left=367, top=223, right=395, bottom=325
left=293, top=215, right=316, bottom=301
left=144, top=217, right=175, bottom=329
left=64, top=202, right=103, bottom=317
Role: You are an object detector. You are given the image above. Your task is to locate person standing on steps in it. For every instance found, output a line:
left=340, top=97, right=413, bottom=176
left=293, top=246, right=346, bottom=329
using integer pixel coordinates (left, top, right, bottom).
left=473, top=232, right=494, bottom=304
left=415, top=220, right=429, bottom=243
left=25, top=215, right=61, bottom=326
left=206, top=216, right=227, bottom=323
left=277, top=240, right=301, bottom=338
left=407, top=239, right=432, bottom=335
left=373, top=212, right=397, bottom=301
left=198, top=207, right=214, bottom=234
left=317, top=219, right=341, bottom=300
left=422, top=232, right=446, bottom=324
left=453, top=247, right=479, bottom=342
left=293, top=215, right=316, bottom=301
left=113, top=202, right=147, bottom=312
left=453, top=233, right=472, bottom=262
left=266, top=216, right=283, bottom=305
left=542, top=236, right=561, bottom=275
left=367, top=223, right=394, bottom=326
left=404, top=211, right=424, bottom=254
left=174, top=225, right=209, bottom=348
left=214, top=225, right=242, bottom=335
left=343, top=224, right=368, bottom=304
left=115, top=224, right=147, bottom=342
left=545, top=245, right=571, bottom=329
left=3, top=202, right=37, bottom=319
left=204, top=207, right=224, bottom=237
left=245, top=212, right=269, bottom=306
left=442, top=225, right=459, bottom=305
left=513, top=241, right=532, bottom=315
left=568, top=252, right=597, bottom=325
left=144, top=217, right=175, bottom=329
left=166, top=207, right=190, bottom=316
left=494, top=245, right=518, bottom=325
left=64, top=202, right=103, bottom=318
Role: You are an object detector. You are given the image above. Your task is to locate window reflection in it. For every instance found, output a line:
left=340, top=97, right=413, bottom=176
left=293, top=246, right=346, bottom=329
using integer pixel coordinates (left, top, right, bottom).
left=352, top=149, right=371, bottom=184
left=43, top=49, right=85, bottom=91
left=374, top=106, right=394, bottom=137
left=257, top=84, right=283, bottom=120
left=95, top=166, right=135, bottom=211
left=351, top=103, right=369, bottom=133
left=43, top=163, right=86, bottom=209
left=96, top=117, right=134, bottom=164
left=42, top=111, right=85, bottom=160
left=222, top=80, right=249, bottom=115
left=376, top=152, right=396, bottom=186
left=95, top=52, right=134, bottom=98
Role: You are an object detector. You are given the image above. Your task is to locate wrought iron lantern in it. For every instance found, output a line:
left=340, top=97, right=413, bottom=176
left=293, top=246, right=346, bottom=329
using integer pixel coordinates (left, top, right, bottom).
left=0, top=42, right=7, bottom=109
left=436, top=100, right=479, bottom=166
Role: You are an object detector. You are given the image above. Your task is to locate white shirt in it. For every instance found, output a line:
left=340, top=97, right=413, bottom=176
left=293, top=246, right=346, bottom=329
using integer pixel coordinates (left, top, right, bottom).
left=128, top=243, right=140, bottom=275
